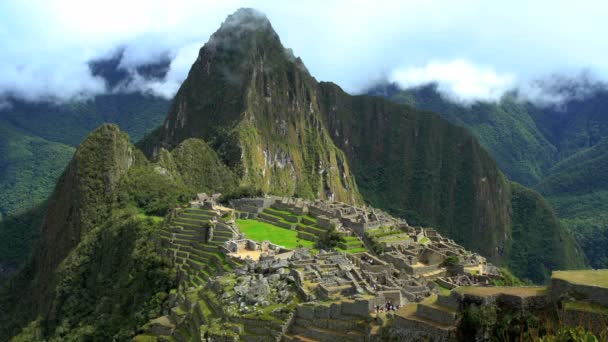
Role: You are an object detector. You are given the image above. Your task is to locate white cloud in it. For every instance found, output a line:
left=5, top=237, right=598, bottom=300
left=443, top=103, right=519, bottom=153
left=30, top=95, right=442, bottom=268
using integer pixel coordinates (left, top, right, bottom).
left=1, top=0, right=608, bottom=104
left=390, top=60, right=515, bottom=103
left=116, top=42, right=201, bottom=99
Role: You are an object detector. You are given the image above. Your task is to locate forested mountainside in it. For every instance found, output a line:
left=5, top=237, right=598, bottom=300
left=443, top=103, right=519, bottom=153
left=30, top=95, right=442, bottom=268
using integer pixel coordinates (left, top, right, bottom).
left=369, top=82, right=608, bottom=268
left=0, top=76, right=170, bottom=278
left=143, top=9, right=585, bottom=280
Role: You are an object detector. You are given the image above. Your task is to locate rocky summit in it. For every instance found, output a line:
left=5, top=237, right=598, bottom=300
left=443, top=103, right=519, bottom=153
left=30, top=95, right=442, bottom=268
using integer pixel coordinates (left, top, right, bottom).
left=0, top=7, right=605, bottom=342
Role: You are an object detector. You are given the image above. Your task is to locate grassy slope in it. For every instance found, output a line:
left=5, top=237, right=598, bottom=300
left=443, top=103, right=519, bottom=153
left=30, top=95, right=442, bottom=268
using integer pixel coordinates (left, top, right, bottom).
left=552, top=269, right=608, bottom=288
left=237, top=219, right=315, bottom=249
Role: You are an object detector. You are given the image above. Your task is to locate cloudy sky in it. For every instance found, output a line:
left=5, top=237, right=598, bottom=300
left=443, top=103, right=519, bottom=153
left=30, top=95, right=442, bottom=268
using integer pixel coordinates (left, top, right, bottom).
left=1, top=0, right=607, bottom=105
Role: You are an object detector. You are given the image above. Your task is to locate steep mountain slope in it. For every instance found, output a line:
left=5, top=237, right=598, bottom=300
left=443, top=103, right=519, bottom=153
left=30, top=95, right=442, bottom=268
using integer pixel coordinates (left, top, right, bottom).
left=0, top=122, right=74, bottom=218
left=0, top=89, right=169, bottom=278
left=0, top=125, right=178, bottom=340
left=0, top=123, right=74, bottom=280
left=536, top=138, right=608, bottom=268
left=147, top=9, right=360, bottom=204
left=319, top=83, right=585, bottom=281
left=368, top=83, right=557, bottom=185
left=531, top=88, right=608, bottom=158
left=319, top=83, right=512, bottom=257
left=143, top=8, right=584, bottom=281
left=370, top=82, right=608, bottom=268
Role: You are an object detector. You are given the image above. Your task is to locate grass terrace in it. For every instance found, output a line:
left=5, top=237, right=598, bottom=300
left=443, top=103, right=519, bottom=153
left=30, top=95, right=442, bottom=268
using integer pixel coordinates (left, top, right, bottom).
left=237, top=219, right=316, bottom=250
left=265, top=207, right=318, bottom=224
left=552, top=269, right=608, bottom=288
left=455, top=286, right=548, bottom=297
left=136, top=212, right=164, bottom=223
left=336, top=247, right=368, bottom=254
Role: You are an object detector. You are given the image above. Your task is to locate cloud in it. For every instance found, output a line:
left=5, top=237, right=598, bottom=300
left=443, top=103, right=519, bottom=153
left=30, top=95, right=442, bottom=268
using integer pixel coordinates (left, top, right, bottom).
left=1, top=0, right=608, bottom=105
left=115, top=42, right=202, bottom=99
left=390, top=60, right=515, bottom=103
left=515, top=71, right=607, bottom=107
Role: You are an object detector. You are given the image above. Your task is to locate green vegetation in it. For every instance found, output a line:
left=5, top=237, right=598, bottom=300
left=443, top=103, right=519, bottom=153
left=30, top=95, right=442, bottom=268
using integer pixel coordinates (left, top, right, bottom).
left=490, top=267, right=526, bottom=286
left=538, top=326, right=607, bottom=342
left=564, top=300, right=608, bottom=315
left=315, top=227, right=345, bottom=250
left=220, top=185, right=264, bottom=204
left=537, top=139, right=608, bottom=269
left=371, top=85, right=557, bottom=186
left=319, top=82, right=522, bottom=276
left=0, top=125, right=178, bottom=340
left=1, top=93, right=168, bottom=147
left=552, top=269, right=608, bottom=288
left=440, top=255, right=460, bottom=268
left=10, top=208, right=175, bottom=341
left=170, top=138, right=238, bottom=194
left=0, top=122, right=74, bottom=218
left=372, top=83, right=608, bottom=271
left=116, top=155, right=188, bottom=216
left=0, top=204, right=46, bottom=280
left=508, top=183, right=587, bottom=283
left=336, top=247, right=368, bottom=254
left=237, top=219, right=315, bottom=249
left=0, top=93, right=168, bottom=276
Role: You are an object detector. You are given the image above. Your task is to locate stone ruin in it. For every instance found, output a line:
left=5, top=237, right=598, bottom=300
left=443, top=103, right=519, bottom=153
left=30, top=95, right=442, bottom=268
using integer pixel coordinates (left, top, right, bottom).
left=223, top=239, right=290, bottom=262
left=190, top=192, right=223, bottom=211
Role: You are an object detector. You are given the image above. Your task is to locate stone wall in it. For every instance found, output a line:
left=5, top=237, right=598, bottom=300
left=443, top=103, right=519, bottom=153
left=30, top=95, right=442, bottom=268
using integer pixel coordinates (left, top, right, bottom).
left=560, top=306, right=608, bottom=337
left=551, top=278, right=608, bottom=307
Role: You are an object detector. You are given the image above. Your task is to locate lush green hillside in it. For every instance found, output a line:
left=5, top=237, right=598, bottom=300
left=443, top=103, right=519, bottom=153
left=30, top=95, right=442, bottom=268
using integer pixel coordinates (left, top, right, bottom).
left=0, top=93, right=169, bottom=277
left=530, top=89, right=608, bottom=158
left=0, top=122, right=74, bottom=217
left=536, top=138, right=608, bottom=268
left=368, top=84, right=557, bottom=185
left=0, top=93, right=169, bottom=146
left=508, top=183, right=586, bottom=281
left=370, top=82, right=608, bottom=269
left=319, top=83, right=512, bottom=260
left=0, top=125, right=179, bottom=340
left=0, top=123, right=74, bottom=279
left=320, top=83, right=585, bottom=281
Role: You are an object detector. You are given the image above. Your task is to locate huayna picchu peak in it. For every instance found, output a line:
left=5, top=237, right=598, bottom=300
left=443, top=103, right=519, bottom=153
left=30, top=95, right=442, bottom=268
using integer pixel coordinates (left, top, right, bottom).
left=1, top=7, right=605, bottom=342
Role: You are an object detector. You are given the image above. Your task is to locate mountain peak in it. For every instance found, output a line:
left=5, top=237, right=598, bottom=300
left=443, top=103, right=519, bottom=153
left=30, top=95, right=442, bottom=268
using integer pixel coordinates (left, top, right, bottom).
left=208, top=8, right=277, bottom=46
left=222, top=8, right=271, bottom=30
